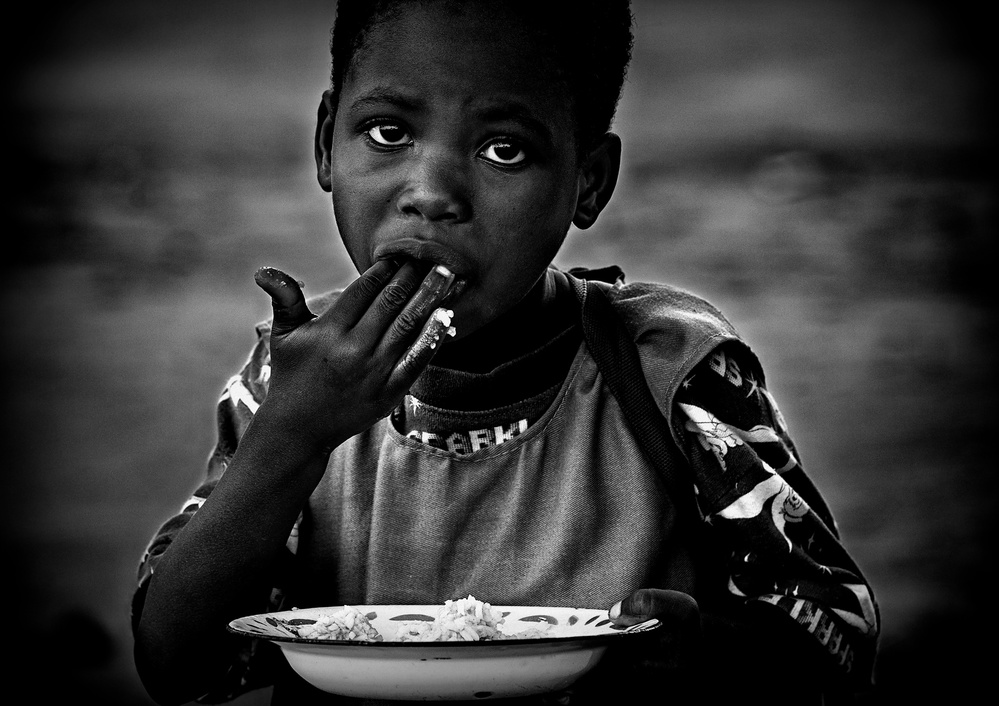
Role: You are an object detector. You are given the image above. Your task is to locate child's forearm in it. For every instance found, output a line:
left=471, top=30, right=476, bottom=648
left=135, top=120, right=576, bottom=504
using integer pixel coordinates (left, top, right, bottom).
left=134, top=409, right=341, bottom=705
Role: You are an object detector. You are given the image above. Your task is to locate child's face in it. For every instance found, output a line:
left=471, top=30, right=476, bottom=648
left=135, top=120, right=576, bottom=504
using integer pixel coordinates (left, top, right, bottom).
left=324, top=1, right=586, bottom=338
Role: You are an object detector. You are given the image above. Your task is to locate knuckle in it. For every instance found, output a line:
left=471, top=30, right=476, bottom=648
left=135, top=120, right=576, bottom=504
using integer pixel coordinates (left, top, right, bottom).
left=379, top=281, right=412, bottom=310
left=392, top=308, right=423, bottom=336
left=336, top=338, right=365, bottom=363
left=628, top=589, right=657, bottom=618
left=352, top=275, right=383, bottom=302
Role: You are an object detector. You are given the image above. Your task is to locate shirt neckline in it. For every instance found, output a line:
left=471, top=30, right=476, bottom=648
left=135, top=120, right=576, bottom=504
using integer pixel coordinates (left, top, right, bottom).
left=384, top=341, right=590, bottom=461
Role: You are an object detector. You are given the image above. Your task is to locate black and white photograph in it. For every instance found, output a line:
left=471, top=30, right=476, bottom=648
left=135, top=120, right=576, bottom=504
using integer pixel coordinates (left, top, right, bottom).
left=5, top=1, right=993, bottom=703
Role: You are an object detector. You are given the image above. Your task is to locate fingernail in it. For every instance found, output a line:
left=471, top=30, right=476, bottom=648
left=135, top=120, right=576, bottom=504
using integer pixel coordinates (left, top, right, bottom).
left=427, top=264, right=456, bottom=291
left=609, top=601, right=622, bottom=620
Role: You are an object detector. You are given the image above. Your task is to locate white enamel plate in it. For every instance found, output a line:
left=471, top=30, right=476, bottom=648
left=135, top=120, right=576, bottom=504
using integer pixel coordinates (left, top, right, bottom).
left=228, top=604, right=660, bottom=700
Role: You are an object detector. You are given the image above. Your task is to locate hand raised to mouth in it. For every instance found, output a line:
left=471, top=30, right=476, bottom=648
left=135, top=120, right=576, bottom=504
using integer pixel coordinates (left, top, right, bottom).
left=253, top=259, right=458, bottom=450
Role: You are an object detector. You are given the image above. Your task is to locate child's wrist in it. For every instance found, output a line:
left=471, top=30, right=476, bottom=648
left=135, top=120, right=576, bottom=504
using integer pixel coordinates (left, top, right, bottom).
left=250, top=400, right=347, bottom=460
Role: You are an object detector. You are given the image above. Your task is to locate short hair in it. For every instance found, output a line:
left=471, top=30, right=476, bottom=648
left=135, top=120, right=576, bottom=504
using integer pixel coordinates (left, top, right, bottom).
left=328, top=0, right=634, bottom=153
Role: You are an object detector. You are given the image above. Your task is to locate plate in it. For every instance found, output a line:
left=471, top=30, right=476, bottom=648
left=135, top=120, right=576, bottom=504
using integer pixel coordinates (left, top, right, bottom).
left=228, top=603, right=660, bottom=700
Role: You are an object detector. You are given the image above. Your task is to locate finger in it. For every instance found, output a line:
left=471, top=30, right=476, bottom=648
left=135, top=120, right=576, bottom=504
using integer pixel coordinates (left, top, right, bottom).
left=389, top=306, right=456, bottom=385
left=350, top=259, right=427, bottom=337
left=332, top=259, right=403, bottom=325
left=254, top=266, right=316, bottom=336
left=380, top=264, right=457, bottom=351
left=609, top=589, right=699, bottom=628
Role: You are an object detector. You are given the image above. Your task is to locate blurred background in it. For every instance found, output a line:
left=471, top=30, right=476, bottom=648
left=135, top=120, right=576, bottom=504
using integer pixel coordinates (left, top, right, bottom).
left=3, top=0, right=994, bottom=703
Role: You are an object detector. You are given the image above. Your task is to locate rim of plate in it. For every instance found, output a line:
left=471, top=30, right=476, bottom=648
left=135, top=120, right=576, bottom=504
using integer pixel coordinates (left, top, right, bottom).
left=227, top=608, right=661, bottom=648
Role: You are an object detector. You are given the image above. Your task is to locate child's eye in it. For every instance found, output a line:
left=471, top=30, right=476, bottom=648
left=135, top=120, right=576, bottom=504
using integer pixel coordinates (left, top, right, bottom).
left=365, top=122, right=412, bottom=147
left=480, top=140, right=527, bottom=166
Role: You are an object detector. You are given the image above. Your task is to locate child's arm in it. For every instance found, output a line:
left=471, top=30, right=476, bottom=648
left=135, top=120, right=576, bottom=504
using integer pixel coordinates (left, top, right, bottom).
left=133, top=260, right=456, bottom=705
left=608, top=343, right=878, bottom=696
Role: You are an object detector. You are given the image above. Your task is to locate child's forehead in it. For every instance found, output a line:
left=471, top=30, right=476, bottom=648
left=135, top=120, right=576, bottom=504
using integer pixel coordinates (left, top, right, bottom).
left=342, top=2, right=570, bottom=116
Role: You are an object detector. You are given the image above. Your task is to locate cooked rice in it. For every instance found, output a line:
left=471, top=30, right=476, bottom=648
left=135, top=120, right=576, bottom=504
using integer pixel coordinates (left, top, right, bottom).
left=290, top=596, right=554, bottom=643
left=395, top=595, right=552, bottom=642
left=292, top=605, right=382, bottom=641
left=396, top=595, right=503, bottom=642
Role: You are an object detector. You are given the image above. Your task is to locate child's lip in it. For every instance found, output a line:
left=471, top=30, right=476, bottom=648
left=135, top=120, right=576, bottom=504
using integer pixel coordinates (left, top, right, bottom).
left=374, top=239, right=472, bottom=280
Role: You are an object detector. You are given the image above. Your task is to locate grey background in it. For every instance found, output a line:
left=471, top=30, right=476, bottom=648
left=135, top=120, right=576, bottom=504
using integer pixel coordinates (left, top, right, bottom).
left=4, top=0, right=994, bottom=703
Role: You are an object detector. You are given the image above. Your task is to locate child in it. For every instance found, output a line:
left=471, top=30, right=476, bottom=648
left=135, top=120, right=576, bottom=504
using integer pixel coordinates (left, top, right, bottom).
left=132, top=1, right=879, bottom=704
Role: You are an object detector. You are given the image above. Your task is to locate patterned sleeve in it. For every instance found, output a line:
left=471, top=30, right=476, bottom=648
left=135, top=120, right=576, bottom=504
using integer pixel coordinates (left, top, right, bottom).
left=675, top=342, right=879, bottom=686
left=131, top=324, right=303, bottom=703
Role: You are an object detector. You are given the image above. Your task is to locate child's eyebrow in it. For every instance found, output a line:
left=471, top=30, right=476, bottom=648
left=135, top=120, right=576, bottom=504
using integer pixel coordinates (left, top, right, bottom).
left=346, top=88, right=555, bottom=147
left=474, top=101, right=555, bottom=147
left=347, top=87, right=423, bottom=115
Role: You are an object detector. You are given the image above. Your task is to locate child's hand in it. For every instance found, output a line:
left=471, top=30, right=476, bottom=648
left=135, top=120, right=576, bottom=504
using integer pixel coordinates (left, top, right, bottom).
left=608, top=588, right=699, bottom=631
left=252, top=259, right=456, bottom=450
left=603, top=588, right=702, bottom=679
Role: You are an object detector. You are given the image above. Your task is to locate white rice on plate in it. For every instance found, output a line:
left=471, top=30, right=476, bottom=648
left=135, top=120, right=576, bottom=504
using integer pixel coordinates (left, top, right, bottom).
left=289, top=595, right=553, bottom=642
left=396, top=595, right=553, bottom=642
left=396, top=595, right=505, bottom=642
left=292, top=605, right=382, bottom=641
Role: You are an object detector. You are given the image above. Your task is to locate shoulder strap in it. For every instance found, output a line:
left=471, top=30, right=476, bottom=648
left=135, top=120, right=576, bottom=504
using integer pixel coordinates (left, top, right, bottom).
left=575, top=277, right=702, bottom=530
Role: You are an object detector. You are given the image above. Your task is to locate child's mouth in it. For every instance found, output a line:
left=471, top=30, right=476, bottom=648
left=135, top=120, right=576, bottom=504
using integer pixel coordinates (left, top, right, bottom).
left=376, top=238, right=470, bottom=281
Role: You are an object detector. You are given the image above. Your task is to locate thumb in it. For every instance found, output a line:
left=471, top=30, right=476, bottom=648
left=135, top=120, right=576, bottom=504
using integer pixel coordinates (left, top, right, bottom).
left=610, top=588, right=699, bottom=629
left=254, top=266, right=316, bottom=336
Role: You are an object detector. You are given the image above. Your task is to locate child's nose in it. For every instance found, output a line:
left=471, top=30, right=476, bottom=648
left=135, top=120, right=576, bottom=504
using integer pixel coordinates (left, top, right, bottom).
left=396, top=148, right=470, bottom=223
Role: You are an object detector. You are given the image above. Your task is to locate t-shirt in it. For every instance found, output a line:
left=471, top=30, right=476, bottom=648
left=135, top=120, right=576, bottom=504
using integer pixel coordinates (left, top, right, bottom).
left=132, top=268, right=878, bottom=704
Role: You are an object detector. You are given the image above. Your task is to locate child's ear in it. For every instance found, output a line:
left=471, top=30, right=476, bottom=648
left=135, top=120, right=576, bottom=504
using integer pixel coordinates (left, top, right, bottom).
left=315, top=90, right=337, bottom=193
left=572, top=133, right=622, bottom=230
